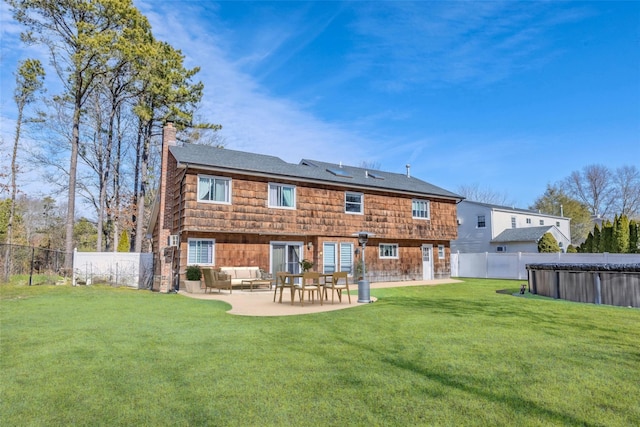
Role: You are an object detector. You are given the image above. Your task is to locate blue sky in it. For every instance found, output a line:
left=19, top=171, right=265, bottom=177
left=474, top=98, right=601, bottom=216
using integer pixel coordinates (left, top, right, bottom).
left=1, top=1, right=639, bottom=209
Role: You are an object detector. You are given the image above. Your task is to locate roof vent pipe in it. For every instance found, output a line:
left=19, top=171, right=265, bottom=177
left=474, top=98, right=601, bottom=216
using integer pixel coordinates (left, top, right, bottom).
left=365, top=170, right=369, bottom=178
left=406, top=164, right=411, bottom=178
left=339, top=161, right=342, bottom=168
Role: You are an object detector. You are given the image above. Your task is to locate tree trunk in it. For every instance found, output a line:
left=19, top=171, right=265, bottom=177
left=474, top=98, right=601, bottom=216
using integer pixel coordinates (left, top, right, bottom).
left=64, top=91, right=82, bottom=272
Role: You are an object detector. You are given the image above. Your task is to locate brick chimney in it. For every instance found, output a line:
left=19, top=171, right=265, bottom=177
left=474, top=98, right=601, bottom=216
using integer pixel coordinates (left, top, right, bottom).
left=157, top=122, right=177, bottom=292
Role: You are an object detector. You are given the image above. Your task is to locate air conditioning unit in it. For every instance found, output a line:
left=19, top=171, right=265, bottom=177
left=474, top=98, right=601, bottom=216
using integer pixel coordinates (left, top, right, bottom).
left=168, top=235, right=179, bottom=247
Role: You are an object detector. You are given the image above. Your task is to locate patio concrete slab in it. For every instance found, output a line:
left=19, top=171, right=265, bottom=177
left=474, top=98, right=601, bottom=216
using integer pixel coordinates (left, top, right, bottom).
left=179, top=278, right=461, bottom=316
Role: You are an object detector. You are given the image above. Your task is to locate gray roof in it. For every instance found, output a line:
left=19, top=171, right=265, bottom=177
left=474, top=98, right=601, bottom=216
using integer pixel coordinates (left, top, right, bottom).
left=491, top=226, right=554, bottom=243
left=461, top=200, right=566, bottom=219
left=169, top=144, right=462, bottom=200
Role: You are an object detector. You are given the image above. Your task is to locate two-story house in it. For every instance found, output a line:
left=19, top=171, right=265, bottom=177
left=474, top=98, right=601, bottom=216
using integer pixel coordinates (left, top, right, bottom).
left=148, top=123, right=463, bottom=292
left=451, top=200, right=571, bottom=254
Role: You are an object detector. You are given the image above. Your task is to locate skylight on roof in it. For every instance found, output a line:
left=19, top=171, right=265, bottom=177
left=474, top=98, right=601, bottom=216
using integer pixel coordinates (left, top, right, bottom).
left=367, top=171, right=384, bottom=179
left=327, top=168, right=352, bottom=178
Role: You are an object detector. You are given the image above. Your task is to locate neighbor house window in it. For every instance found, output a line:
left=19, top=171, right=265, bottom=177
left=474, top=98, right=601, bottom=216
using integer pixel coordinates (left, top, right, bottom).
left=556, top=221, right=560, bottom=227
left=496, top=246, right=506, bottom=252
left=345, top=192, right=363, bottom=214
left=526, top=218, right=532, bottom=224
left=412, top=199, right=430, bottom=219
left=379, top=244, right=398, bottom=259
left=539, top=220, right=544, bottom=225
left=438, top=245, right=445, bottom=259
left=188, top=239, right=215, bottom=265
left=511, top=217, right=516, bottom=229
left=269, top=183, right=296, bottom=208
left=198, top=175, right=230, bottom=203
left=477, top=215, right=486, bottom=228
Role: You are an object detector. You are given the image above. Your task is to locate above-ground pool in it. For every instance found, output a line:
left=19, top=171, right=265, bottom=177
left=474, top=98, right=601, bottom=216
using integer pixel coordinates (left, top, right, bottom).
left=526, top=263, right=640, bottom=308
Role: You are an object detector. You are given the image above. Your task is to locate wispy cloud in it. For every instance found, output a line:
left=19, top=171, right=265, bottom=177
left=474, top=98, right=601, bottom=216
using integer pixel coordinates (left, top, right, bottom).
left=138, top=1, right=370, bottom=164
left=346, top=1, right=590, bottom=88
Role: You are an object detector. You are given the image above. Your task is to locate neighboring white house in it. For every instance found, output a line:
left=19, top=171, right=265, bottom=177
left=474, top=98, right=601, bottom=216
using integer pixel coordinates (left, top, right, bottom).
left=451, top=200, right=571, bottom=253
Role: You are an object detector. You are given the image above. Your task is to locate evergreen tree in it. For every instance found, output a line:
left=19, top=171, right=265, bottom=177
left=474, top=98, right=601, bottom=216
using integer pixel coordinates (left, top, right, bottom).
left=629, top=220, right=639, bottom=253
left=613, top=214, right=630, bottom=253
left=117, top=230, right=129, bottom=252
left=580, top=231, right=594, bottom=253
left=538, top=232, right=561, bottom=253
left=593, top=226, right=601, bottom=253
left=599, top=221, right=614, bottom=252
left=566, top=244, right=577, bottom=253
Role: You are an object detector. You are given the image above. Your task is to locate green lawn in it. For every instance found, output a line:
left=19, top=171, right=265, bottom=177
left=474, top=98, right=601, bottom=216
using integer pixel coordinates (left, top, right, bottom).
left=1, top=279, right=638, bottom=426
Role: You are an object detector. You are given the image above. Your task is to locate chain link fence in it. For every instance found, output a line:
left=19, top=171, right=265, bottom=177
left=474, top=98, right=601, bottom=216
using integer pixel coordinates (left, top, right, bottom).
left=1, top=243, right=69, bottom=285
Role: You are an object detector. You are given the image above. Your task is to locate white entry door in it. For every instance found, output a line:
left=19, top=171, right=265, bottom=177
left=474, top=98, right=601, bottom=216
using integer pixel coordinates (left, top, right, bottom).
left=422, top=244, right=433, bottom=281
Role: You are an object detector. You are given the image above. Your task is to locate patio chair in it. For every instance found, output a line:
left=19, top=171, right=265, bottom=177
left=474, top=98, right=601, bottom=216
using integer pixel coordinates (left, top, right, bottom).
left=274, top=272, right=295, bottom=303
left=297, top=272, right=323, bottom=307
left=323, top=271, right=351, bottom=304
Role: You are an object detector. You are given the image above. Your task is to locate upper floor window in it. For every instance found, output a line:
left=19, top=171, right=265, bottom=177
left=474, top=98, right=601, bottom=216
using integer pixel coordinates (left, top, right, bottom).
left=477, top=215, right=486, bottom=228
left=438, top=244, right=445, bottom=259
left=198, top=175, right=230, bottom=203
left=511, top=217, right=516, bottom=229
left=188, top=239, right=215, bottom=265
left=539, top=219, right=544, bottom=225
left=526, top=218, right=532, bottom=224
left=556, top=221, right=560, bottom=227
left=412, top=199, right=430, bottom=219
left=379, top=243, right=398, bottom=259
left=269, top=183, right=296, bottom=209
left=345, top=192, right=363, bottom=214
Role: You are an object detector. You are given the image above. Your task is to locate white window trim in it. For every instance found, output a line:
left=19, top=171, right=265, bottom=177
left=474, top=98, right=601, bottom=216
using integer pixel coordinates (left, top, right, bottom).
left=345, top=191, right=364, bottom=215
left=379, top=243, right=399, bottom=259
left=412, top=199, right=430, bottom=220
left=197, top=175, right=232, bottom=204
left=477, top=215, right=486, bottom=229
left=268, top=182, right=296, bottom=209
left=187, top=238, right=215, bottom=266
left=438, top=244, right=445, bottom=259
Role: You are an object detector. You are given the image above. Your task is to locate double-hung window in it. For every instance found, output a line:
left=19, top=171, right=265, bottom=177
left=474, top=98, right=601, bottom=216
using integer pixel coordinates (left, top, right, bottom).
left=269, top=183, right=296, bottom=208
left=345, top=192, right=363, bottom=214
left=412, top=199, right=430, bottom=219
left=379, top=244, right=398, bottom=259
left=477, top=215, right=486, bottom=228
left=187, top=239, right=215, bottom=265
left=198, top=175, right=230, bottom=203
left=438, top=244, right=445, bottom=259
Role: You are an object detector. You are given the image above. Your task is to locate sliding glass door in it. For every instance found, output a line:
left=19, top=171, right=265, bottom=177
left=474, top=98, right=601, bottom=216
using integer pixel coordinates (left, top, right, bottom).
left=271, top=242, right=302, bottom=274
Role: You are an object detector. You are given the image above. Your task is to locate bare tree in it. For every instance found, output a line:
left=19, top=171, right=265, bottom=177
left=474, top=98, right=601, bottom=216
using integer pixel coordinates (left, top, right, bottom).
left=612, top=165, right=640, bottom=219
left=456, top=183, right=514, bottom=206
left=562, top=164, right=614, bottom=218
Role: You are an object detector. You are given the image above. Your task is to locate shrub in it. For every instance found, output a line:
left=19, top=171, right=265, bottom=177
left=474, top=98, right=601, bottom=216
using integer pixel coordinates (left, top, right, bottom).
left=538, top=232, right=560, bottom=253
left=185, top=265, right=202, bottom=281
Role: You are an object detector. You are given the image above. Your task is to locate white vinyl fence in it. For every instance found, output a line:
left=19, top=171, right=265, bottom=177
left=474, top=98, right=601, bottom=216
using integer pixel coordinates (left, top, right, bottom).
left=451, top=252, right=640, bottom=280
left=73, top=250, right=154, bottom=289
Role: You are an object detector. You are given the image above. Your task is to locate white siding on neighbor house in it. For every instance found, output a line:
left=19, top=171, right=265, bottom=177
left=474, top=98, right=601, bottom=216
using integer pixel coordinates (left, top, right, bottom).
left=452, top=201, right=572, bottom=254
left=451, top=252, right=640, bottom=280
